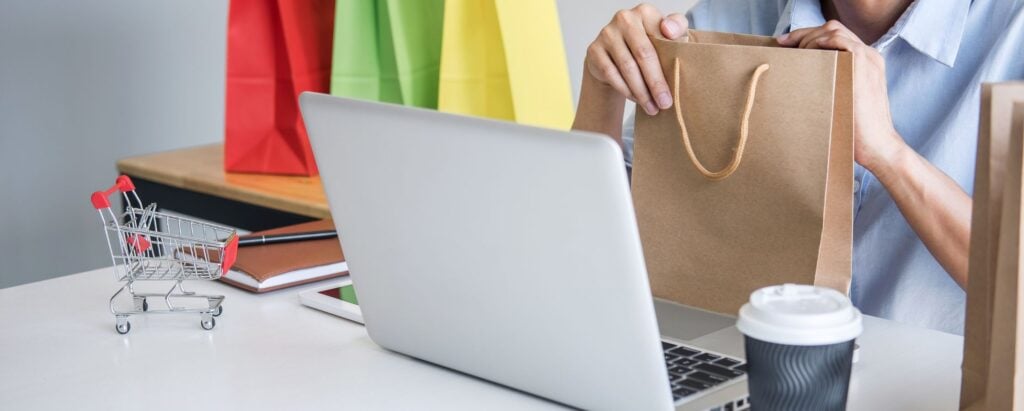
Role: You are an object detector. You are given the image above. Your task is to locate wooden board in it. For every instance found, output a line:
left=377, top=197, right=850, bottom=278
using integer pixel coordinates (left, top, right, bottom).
left=116, top=144, right=330, bottom=219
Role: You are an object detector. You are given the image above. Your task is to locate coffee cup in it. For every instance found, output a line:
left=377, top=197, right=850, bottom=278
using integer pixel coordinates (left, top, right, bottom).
left=736, top=284, right=863, bottom=411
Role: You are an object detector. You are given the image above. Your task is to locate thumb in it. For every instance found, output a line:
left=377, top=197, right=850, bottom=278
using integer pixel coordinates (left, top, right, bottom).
left=660, top=13, right=689, bottom=39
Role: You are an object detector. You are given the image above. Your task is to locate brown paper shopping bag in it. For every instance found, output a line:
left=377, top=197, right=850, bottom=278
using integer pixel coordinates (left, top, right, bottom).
left=631, top=31, right=854, bottom=314
left=960, top=82, right=1024, bottom=410
left=984, top=101, right=1024, bottom=411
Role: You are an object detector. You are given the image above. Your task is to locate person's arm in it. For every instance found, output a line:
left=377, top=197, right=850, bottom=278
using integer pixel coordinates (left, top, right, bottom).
left=781, top=21, right=971, bottom=288
left=573, top=70, right=628, bottom=143
left=871, top=140, right=972, bottom=288
left=571, top=3, right=689, bottom=143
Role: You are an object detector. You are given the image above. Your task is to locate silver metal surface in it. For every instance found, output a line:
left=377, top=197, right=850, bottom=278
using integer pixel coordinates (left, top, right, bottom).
left=94, top=188, right=235, bottom=334
left=301, top=93, right=750, bottom=411
left=655, top=298, right=736, bottom=343
left=656, top=299, right=749, bottom=410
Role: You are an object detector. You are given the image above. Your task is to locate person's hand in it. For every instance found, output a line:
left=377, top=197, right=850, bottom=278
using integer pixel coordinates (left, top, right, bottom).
left=777, top=20, right=908, bottom=172
left=584, top=3, right=689, bottom=116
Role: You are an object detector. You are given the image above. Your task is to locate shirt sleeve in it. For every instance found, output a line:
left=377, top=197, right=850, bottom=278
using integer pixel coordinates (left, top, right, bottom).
left=622, top=107, right=636, bottom=172
left=684, top=0, right=786, bottom=35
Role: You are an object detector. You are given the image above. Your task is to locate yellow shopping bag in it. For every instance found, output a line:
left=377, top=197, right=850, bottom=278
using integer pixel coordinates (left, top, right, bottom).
left=438, top=0, right=574, bottom=130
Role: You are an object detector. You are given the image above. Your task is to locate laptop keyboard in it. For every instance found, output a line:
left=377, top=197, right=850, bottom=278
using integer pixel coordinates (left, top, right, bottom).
left=662, top=340, right=748, bottom=406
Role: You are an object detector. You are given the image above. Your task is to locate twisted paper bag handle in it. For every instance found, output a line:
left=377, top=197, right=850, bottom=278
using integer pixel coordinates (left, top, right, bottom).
left=673, top=58, right=770, bottom=181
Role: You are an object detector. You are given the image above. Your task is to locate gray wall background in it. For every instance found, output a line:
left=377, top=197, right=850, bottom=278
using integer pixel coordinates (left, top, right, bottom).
left=0, top=0, right=696, bottom=288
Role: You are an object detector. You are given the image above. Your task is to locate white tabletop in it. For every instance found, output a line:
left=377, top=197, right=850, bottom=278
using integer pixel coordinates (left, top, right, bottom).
left=1, top=268, right=964, bottom=410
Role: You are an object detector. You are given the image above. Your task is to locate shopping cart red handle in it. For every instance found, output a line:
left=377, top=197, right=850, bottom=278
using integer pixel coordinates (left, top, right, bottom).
left=91, top=175, right=136, bottom=209
left=222, top=234, right=239, bottom=273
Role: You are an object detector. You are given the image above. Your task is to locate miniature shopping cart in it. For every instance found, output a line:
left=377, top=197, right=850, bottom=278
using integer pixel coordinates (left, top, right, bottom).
left=91, top=175, right=238, bottom=334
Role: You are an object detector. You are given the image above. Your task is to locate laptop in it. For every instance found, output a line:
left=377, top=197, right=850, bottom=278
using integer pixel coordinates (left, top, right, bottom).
left=299, top=93, right=749, bottom=411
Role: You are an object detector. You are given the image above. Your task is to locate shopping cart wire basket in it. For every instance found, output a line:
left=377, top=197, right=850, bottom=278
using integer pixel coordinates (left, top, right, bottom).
left=91, top=175, right=238, bottom=334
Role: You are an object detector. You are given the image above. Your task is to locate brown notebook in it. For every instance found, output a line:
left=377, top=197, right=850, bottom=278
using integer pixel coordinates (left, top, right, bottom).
left=220, top=219, right=347, bottom=293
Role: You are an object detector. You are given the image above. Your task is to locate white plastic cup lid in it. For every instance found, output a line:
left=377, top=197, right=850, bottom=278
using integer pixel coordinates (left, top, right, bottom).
left=736, top=284, right=863, bottom=346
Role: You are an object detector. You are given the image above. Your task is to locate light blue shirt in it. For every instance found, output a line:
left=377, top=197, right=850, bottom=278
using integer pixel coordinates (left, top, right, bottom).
left=623, top=0, right=1024, bottom=334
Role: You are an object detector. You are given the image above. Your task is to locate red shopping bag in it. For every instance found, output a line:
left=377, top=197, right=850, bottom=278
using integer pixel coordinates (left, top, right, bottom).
left=224, top=0, right=334, bottom=175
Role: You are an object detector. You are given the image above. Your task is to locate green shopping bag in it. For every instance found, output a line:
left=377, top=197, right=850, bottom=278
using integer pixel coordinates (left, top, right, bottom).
left=330, top=0, right=444, bottom=108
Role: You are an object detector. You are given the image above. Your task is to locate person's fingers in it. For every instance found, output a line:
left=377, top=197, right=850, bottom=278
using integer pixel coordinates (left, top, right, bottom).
left=584, top=4, right=684, bottom=111
left=777, top=26, right=816, bottom=46
left=797, top=27, right=835, bottom=49
left=806, top=32, right=862, bottom=52
left=798, top=25, right=856, bottom=49
left=794, top=29, right=831, bottom=49
left=819, top=19, right=859, bottom=39
left=627, top=4, right=675, bottom=109
left=622, top=22, right=672, bottom=109
left=586, top=45, right=633, bottom=101
left=631, top=3, right=665, bottom=36
left=779, top=23, right=834, bottom=47
left=605, top=32, right=658, bottom=115
left=660, top=13, right=689, bottom=39
left=779, top=20, right=858, bottom=47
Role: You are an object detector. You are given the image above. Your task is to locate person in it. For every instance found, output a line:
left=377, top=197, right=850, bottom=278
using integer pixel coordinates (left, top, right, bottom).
left=573, top=0, right=1024, bottom=334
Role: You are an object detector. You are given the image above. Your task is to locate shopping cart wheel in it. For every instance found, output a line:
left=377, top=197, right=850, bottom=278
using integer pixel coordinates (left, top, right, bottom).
left=116, top=321, right=131, bottom=335
left=213, top=305, right=223, bottom=317
left=201, top=317, right=216, bottom=330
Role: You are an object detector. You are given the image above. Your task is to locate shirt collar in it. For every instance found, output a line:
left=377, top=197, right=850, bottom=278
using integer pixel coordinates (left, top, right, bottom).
left=774, top=0, right=826, bottom=35
left=774, top=0, right=971, bottom=67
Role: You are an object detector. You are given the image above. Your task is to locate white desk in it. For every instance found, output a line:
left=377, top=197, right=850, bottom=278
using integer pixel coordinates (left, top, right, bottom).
left=1, top=268, right=964, bottom=410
